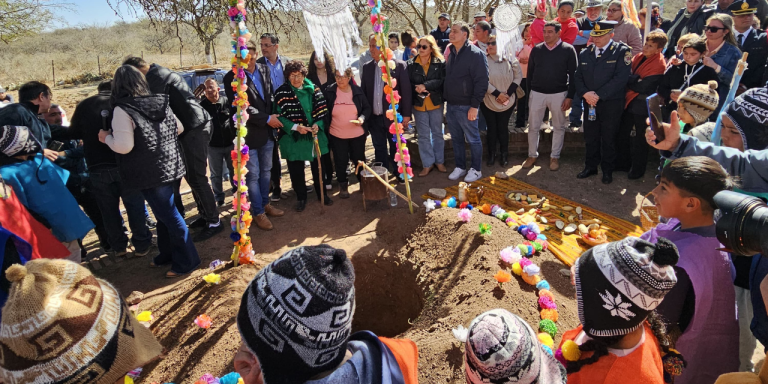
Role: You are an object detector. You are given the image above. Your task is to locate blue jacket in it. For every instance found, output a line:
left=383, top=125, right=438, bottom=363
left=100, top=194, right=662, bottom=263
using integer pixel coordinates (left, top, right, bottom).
left=0, top=154, right=94, bottom=242
left=0, top=102, right=52, bottom=147
left=709, top=42, right=742, bottom=114
left=430, top=26, right=451, bottom=52
left=444, top=41, right=489, bottom=108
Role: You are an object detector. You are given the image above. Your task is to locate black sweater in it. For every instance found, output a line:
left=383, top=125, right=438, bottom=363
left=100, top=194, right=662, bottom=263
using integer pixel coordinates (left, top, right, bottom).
left=200, top=96, right=235, bottom=148
left=658, top=62, right=719, bottom=110
left=68, top=91, right=118, bottom=171
left=527, top=42, right=578, bottom=98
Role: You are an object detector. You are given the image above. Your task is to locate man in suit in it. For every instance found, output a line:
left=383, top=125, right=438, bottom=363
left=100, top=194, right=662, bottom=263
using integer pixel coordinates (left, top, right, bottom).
left=573, top=20, right=632, bottom=184
left=224, top=40, right=285, bottom=231
left=361, top=33, right=413, bottom=181
left=256, top=33, right=294, bottom=202
left=729, top=0, right=768, bottom=90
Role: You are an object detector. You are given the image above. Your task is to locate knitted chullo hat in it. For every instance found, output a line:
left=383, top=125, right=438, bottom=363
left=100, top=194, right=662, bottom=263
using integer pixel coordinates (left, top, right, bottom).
left=0, top=126, right=41, bottom=158
left=237, top=245, right=355, bottom=384
left=724, top=87, right=768, bottom=150
left=574, top=237, right=679, bottom=337
left=463, top=309, right=567, bottom=384
left=678, top=80, right=719, bottom=125
left=0, top=259, right=163, bottom=384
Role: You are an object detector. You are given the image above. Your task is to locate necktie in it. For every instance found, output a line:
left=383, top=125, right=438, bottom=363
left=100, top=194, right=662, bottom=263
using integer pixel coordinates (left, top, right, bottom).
left=598, top=48, right=604, bottom=57
left=738, top=34, right=745, bottom=46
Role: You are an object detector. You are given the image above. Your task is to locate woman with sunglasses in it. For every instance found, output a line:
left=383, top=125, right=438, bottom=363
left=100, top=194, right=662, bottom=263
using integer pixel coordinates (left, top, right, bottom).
left=702, top=13, right=742, bottom=118
left=664, top=0, right=715, bottom=59
left=481, top=35, right=522, bottom=167
left=407, top=35, right=446, bottom=176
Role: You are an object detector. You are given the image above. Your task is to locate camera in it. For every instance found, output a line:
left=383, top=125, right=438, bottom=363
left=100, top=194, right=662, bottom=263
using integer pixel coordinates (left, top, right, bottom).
left=714, top=190, right=768, bottom=256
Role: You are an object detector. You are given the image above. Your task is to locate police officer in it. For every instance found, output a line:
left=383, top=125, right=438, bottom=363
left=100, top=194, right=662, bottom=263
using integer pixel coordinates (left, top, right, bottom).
left=730, top=0, right=768, bottom=90
left=574, top=20, right=632, bottom=184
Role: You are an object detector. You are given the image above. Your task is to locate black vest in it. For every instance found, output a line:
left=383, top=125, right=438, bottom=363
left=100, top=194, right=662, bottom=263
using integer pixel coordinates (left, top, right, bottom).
left=115, top=95, right=185, bottom=190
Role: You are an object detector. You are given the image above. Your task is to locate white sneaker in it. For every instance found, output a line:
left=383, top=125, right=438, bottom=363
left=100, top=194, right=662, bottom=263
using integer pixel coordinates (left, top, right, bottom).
left=540, top=121, right=551, bottom=131
left=464, top=168, right=482, bottom=182
left=449, top=168, right=467, bottom=180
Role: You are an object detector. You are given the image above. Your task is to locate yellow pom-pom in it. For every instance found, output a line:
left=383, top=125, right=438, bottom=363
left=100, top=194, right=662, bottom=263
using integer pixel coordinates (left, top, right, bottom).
left=540, top=308, right=559, bottom=322
left=561, top=340, right=582, bottom=361
left=537, top=332, right=554, bottom=348
left=522, top=272, right=537, bottom=285
left=512, top=262, right=523, bottom=276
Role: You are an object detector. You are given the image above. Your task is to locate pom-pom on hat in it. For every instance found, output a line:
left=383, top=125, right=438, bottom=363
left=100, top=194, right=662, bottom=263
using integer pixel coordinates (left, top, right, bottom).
left=678, top=80, right=720, bottom=125
left=724, top=87, right=768, bottom=150
left=574, top=237, right=679, bottom=337
left=464, top=309, right=567, bottom=384
left=237, top=245, right=356, bottom=384
left=0, top=259, right=163, bottom=384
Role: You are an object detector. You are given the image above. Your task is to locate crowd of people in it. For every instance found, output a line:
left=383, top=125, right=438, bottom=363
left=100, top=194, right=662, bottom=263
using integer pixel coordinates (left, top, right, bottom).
left=1, top=0, right=768, bottom=382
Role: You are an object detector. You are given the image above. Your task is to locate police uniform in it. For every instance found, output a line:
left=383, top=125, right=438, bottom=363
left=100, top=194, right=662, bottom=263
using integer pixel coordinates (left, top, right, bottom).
left=573, top=21, right=632, bottom=184
left=729, top=0, right=768, bottom=89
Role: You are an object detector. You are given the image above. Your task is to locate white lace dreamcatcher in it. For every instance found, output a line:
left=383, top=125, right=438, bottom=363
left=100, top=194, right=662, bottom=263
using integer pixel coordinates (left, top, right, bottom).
left=493, top=3, right=524, bottom=61
left=297, top=0, right=362, bottom=72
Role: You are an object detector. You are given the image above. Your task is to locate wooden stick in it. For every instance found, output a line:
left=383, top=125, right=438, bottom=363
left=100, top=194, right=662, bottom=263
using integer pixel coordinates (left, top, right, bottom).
left=358, top=161, right=418, bottom=209
left=314, top=135, right=325, bottom=214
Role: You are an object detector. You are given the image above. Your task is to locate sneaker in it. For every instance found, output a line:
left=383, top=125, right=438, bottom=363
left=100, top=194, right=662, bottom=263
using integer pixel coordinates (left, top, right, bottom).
left=145, top=216, right=157, bottom=230
left=270, top=192, right=281, bottom=202
left=189, top=217, right=207, bottom=229
left=448, top=168, right=467, bottom=181
left=193, top=223, right=224, bottom=242
left=540, top=121, right=550, bottom=131
left=464, top=168, right=482, bottom=182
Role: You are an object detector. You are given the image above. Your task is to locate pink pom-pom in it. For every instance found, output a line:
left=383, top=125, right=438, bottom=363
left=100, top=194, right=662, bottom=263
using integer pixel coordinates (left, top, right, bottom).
left=555, top=349, right=567, bottom=366
left=525, top=231, right=538, bottom=241
left=538, top=295, right=557, bottom=309
left=519, top=257, right=533, bottom=268
left=458, top=208, right=472, bottom=223
left=394, top=152, right=401, bottom=162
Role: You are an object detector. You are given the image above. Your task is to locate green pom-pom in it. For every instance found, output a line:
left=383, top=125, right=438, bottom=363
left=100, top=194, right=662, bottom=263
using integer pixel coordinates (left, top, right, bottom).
left=501, top=212, right=510, bottom=221
left=539, top=319, right=558, bottom=339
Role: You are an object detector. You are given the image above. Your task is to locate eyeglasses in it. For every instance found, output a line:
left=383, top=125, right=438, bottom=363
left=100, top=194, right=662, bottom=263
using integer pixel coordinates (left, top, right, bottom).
left=607, top=8, right=621, bottom=12
left=705, top=26, right=726, bottom=32
left=260, top=43, right=275, bottom=48
left=488, top=41, right=497, bottom=46
left=418, top=44, right=431, bottom=50
left=289, top=74, right=305, bottom=80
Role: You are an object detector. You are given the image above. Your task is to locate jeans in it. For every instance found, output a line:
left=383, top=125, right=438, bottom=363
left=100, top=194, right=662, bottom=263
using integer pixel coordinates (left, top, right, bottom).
left=446, top=104, right=482, bottom=171
left=208, top=144, right=235, bottom=202
left=736, top=286, right=756, bottom=371
left=414, top=106, right=445, bottom=167
left=368, top=114, right=400, bottom=176
left=142, top=182, right=200, bottom=274
left=245, top=139, right=274, bottom=216
left=477, top=106, right=487, bottom=132
left=178, top=125, right=219, bottom=224
left=89, top=167, right=153, bottom=253
left=330, top=134, right=367, bottom=184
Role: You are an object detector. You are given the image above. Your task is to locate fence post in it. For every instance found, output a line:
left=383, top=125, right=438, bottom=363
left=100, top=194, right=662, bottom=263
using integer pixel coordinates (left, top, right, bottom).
left=141, top=51, right=144, bottom=59
left=179, top=46, right=183, bottom=67
left=97, top=55, right=101, bottom=75
left=52, top=60, right=55, bottom=87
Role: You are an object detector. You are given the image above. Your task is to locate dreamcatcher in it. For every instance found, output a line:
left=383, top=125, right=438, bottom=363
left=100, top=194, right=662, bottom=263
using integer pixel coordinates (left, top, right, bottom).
left=297, top=0, right=362, bottom=71
left=494, top=3, right=524, bottom=60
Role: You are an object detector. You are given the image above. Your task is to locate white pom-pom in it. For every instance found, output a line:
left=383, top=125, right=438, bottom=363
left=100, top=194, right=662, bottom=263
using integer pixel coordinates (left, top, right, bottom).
left=378, top=60, right=386, bottom=67
left=387, top=60, right=396, bottom=69
left=452, top=325, right=468, bottom=343
left=523, top=264, right=541, bottom=276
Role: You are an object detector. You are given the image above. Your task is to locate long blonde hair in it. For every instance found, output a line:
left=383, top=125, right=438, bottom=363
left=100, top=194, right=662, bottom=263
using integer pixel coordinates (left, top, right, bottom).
left=705, top=13, right=739, bottom=48
left=417, top=35, right=445, bottom=62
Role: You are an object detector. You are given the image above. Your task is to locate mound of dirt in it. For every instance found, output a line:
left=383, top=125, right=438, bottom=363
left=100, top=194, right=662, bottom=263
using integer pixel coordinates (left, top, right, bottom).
left=137, top=208, right=578, bottom=383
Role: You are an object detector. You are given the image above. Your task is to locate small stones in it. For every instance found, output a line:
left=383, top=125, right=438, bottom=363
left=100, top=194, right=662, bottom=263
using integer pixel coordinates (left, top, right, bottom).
left=568, top=215, right=576, bottom=223
left=540, top=217, right=548, bottom=224
left=575, top=206, right=583, bottom=214
left=562, top=206, right=573, bottom=211
left=564, top=223, right=578, bottom=234
left=495, top=171, right=510, bottom=179
left=428, top=188, right=447, bottom=200
left=555, top=220, right=565, bottom=230
left=578, top=224, right=589, bottom=235
left=126, top=291, right=144, bottom=305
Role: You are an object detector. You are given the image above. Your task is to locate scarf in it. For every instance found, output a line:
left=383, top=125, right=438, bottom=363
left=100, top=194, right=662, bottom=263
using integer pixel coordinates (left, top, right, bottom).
left=667, top=9, right=693, bottom=50
left=625, top=53, right=667, bottom=108
left=274, top=80, right=328, bottom=142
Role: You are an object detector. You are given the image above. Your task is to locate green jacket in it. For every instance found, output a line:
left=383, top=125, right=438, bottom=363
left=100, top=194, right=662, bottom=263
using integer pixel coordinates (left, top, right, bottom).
left=274, top=79, right=329, bottom=162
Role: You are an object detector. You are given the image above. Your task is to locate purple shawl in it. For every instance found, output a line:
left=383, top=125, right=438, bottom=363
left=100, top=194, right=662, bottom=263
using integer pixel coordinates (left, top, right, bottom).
left=641, top=219, right=739, bottom=384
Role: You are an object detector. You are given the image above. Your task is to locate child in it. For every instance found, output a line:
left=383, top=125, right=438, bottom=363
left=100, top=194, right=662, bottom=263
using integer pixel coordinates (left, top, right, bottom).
left=515, top=22, right=533, bottom=129
left=658, top=37, right=719, bottom=120
left=457, top=309, right=567, bottom=384
left=530, top=6, right=547, bottom=45
left=644, top=156, right=739, bottom=384
left=560, top=236, right=680, bottom=384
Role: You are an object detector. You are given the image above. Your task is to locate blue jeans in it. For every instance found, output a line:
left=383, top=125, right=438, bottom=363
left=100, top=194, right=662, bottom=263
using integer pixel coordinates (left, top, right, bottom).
left=88, top=167, right=152, bottom=253
left=569, top=93, right=583, bottom=125
left=478, top=106, right=487, bottom=132
left=414, top=107, right=445, bottom=167
left=142, top=182, right=200, bottom=274
left=446, top=104, right=482, bottom=171
left=245, top=139, right=274, bottom=215
left=208, top=144, right=235, bottom=202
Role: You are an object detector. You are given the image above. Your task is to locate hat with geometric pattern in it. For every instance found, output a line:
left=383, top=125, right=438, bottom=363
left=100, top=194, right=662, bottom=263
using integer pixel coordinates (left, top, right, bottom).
left=724, top=86, right=768, bottom=150
left=679, top=80, right=719, bottom=126
left=0, top=259, right=163, bottom=384
left=0, top=126, right=41, bottom=159
left=574, top=237, right=679, bottom=337
left=464, top=309, right=567, bottom=384
left=237, top=245, right=355, bottom=384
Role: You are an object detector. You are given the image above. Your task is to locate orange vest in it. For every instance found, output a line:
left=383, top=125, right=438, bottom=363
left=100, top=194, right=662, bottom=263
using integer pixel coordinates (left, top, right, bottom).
left=558, top=324, right=665, bottom=384
left=379, top=337, right=419, bottom=384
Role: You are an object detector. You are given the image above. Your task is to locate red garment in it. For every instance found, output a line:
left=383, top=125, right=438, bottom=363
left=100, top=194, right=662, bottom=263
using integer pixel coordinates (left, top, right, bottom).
left=0, top=187, right=69, bottom=260
left=625, top=52, right=667, bottom=109
left=559, top=17, right=579, bottom=44
left=559, top=324, right=665, bottom=384
left=531, top=18, right=546, bottom=45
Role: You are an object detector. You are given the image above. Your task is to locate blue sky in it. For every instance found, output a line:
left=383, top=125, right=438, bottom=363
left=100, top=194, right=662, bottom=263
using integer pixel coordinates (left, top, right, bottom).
left=52, top=0, right=142, bottom=29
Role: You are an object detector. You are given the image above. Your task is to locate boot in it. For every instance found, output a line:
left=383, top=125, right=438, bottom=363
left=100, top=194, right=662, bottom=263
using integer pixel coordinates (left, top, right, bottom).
left=499, top=152, right=509, bottom=166
left=486, top=152, right=496, bottom=167
left=340, top=183, right=350, bottom=199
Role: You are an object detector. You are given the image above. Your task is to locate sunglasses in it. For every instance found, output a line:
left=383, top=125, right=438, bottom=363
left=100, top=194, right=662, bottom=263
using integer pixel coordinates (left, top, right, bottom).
left=418, top=44, right=431, bottom=50
left=488, top=41, right=497, bottom=46
left=705, top=26, right=726, bottom=32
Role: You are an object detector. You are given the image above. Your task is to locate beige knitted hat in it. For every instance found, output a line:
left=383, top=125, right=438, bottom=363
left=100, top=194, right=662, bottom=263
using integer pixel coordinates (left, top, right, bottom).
left=678, top=80, right=719, bottom=125
left=0, top=259, right=163, bottom=384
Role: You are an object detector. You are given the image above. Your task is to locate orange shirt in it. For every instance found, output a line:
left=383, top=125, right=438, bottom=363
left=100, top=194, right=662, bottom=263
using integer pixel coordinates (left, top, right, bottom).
left=413, top=58, right=440, bottom=112
left=559, top=324, right=665, bottom=384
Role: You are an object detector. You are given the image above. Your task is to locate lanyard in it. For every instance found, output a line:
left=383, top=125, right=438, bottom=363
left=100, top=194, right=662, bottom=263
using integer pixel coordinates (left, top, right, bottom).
left=683, top=63, right=705, bottom=89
